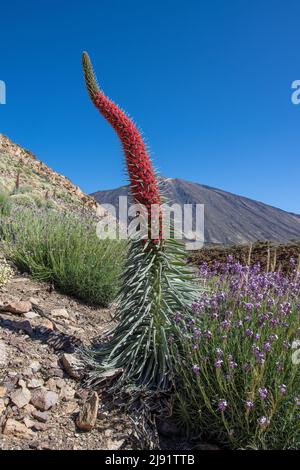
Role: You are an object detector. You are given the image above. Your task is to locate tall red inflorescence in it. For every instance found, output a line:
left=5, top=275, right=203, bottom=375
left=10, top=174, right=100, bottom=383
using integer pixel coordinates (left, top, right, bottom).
left=93, top=91, right=161, bottom=211
left=82, top=52, right=162, bottom=241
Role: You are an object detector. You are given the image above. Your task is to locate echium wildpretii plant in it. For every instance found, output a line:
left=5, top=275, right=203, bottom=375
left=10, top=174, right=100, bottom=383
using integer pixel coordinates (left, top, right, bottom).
left=82, top=52, right=199, bottom=390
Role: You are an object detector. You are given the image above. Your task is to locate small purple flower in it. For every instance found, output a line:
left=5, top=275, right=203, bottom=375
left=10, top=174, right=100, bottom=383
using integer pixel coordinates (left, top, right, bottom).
left=245, top=303, right=253, bottom=312
left=245, top=328, right=254, bottom=337
left=192, top=364, right=200, bottom=375
left=210, top=312, right=219, bottom=319
left=295, top=397, right=300, bottom=407
left=257, top=416, right=270, bottom=426
left=193, top=328, right=201, bottom=338
left=258, top=387, right=268, bottom=400
left=175, top=312, right=182, bottom=323
left=279, top=384, right=286, bottom=395
left=225, top=310, right=233, bottom=318
left=229, top=360, right=238, bottom=369
left=256, top=352, right=266, bottom=364
left=263, top=341, right=272, bottom=352
left=204, top=330, right=212, bottom=340
left=252, top=344, right=260, bottom=355
left=221, top=319, right=231, bottom=330
left=215, top=359, right=223, bottom=369
left=215, top=348, right=223, bottom=357
left=245, top=400, right=254, bottom=409
left=218, top=399, right=228, bottom=411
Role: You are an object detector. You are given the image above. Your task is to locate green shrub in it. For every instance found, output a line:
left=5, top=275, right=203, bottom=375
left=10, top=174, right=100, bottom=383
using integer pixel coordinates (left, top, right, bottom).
left=0, top=191, right=11, bottom=216
left=45, top=199, right=57, bottom=210
left=11, top=185, right=32, bottom=194
left=173, top=259, right=300, bottom=449
left=9, top=193, right=36, bottom=207
left=31, top=193, right=46, bottom=208
left=2, top=207, right=125, bottom=306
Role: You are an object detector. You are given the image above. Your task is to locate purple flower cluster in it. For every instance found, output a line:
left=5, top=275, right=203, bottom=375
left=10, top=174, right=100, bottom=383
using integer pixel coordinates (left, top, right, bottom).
left=184, top=256, right=300, bottom=437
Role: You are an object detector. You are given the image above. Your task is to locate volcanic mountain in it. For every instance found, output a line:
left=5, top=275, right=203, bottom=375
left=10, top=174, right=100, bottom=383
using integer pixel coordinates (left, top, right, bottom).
left=91, top=178, right=300, bottom=246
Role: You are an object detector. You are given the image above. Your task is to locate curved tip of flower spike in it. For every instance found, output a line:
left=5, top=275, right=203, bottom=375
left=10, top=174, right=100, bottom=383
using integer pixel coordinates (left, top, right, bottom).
left=82, top=51, right=100, bottom=101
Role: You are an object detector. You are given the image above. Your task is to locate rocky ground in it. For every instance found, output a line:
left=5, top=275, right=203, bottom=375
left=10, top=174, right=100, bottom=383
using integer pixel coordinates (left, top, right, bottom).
left=0, top=269, right=220, bottom=451
left=0, top=272, right=146, bottom=450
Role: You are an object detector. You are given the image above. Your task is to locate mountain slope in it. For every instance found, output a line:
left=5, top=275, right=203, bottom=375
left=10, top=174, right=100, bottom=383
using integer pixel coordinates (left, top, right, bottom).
left=0, top=134, right=99, bottom=213
left=91, top=177, right=300, bottom=245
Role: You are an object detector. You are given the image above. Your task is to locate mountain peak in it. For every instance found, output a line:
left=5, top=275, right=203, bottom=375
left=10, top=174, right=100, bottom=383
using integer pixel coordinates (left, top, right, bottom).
left=91, top=177, right=300, bottom=246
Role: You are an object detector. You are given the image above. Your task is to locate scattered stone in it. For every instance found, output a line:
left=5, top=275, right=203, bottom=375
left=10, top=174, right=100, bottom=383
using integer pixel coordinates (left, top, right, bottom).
left=63, top=401, right=79, bottom=415
left=24, top=403, right=36, bottom=414
left=0, top=398, right=6, bottom=415
left=47, top=368, right=64, bottom=379
left=68, top=326, right=84, bottom=335
left=27, top=378, right=44, bottom=389
left=34, top=318, right=54, bottom=330
left=23, top=416, right=34, bottom=428
left=0, top=385, right=7, bottom=398
left=61, top=353, right=83, bottom=380
left=46, top=378, right=57, bottom=392
left=18, top=379, right=27, bottom=389
left=22, top=367, right=33, bottom=378
left=54, top=378, right=65, bottom=389
left=76, top=391, right=99, bottom=431
left=32, top=410, right=49, bottom=423
left=106, top=438, right=125, bottom=450
left=30, top=389, right=59, bottom=411
left=49, top=359, right=59, bottom=368
left=3, top=418, right=35, bottom=439
left=1, top=300, right=32, bottom=315
left=104, top=429, right=113, bottom=438
left=0, top=341, right=7, bottom=367
left=32, top=421, right=47, bottom=431
left=60, top=385, right=75, bottom=402
left=10, top=388, right=31, bottom=408
left=51, top=308, right=69, bottom=319
left=75, top=389, right=89, bottom=401
left=23, top=311, right=40, bottom=319
left=29, top=361, right=41, bottom=373
left=7, top=371, right=19, bottom=378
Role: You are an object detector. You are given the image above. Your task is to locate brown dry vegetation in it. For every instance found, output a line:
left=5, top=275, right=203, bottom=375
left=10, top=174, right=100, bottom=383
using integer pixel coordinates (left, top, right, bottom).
left=188, top=240, right=300, bottom=273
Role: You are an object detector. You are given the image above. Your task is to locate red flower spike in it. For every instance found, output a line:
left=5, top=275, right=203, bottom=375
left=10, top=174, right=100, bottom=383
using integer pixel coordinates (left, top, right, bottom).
left=82, top=52, right=162, bottom=241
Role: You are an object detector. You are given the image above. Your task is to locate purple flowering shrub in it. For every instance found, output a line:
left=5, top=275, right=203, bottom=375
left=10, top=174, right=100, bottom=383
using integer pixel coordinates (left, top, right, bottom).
left=173, top=257, right=300, bottom=449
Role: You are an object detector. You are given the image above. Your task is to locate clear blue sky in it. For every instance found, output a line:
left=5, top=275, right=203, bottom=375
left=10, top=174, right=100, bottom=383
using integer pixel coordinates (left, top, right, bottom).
left=0, top=0, right=299, bottom=213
